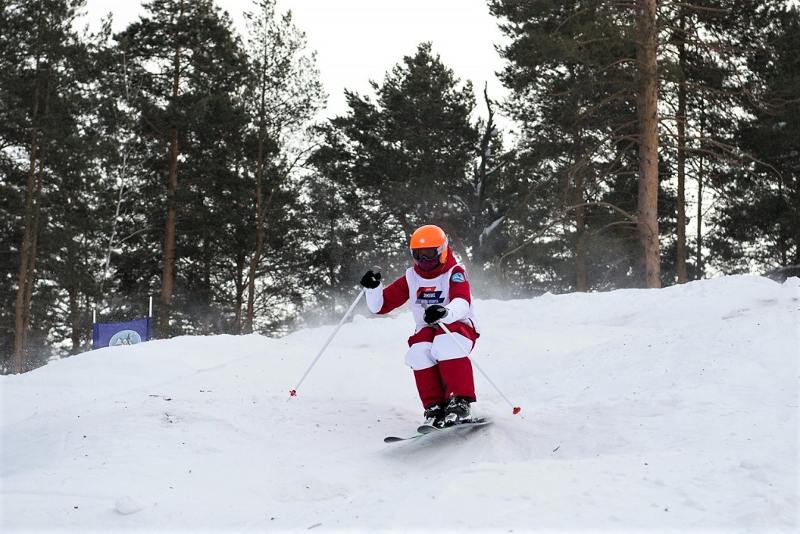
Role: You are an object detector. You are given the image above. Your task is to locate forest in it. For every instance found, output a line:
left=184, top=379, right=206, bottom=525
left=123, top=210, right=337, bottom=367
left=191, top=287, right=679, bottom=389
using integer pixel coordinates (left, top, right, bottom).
left=2, top=0, right=798, bottom=373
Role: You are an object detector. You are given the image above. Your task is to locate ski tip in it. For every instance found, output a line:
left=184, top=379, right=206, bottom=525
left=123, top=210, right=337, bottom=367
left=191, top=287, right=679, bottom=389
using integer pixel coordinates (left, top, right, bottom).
left=384, top=435, right=419, bottom=443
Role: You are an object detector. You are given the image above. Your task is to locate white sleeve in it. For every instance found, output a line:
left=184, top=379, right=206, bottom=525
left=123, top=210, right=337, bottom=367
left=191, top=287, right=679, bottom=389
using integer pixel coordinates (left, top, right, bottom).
left=444, top=297, right=470, bottom=322
left=365, top=285, right=384, bottom=313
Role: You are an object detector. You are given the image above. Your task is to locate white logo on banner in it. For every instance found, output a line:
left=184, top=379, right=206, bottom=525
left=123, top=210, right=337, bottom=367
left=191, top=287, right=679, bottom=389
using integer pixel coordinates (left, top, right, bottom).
left=109, top=330, right=142, bottom=346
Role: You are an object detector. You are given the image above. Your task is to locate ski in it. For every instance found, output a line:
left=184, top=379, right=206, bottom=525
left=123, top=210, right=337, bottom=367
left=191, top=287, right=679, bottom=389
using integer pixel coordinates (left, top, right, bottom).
left=417, top=417, right=491, bottom=435
left=383, top=433, right=424, bottom=443
left=384, top=418, right=491, bottom=444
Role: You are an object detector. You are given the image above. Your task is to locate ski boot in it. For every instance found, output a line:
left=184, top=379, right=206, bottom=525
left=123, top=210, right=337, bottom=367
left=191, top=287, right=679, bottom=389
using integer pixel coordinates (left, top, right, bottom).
left=443, top=396, right=472, bottom=427
left=422, top=403, right=446, bottom=428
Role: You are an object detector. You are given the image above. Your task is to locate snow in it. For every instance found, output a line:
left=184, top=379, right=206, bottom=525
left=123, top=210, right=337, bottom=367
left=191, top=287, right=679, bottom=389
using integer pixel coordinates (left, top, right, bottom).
left=2, top=275, right=798, bottom=532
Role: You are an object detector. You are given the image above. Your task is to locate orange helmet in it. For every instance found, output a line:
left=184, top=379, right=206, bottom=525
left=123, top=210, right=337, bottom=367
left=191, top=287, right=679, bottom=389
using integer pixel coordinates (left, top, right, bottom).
left=409, top=225, right=448, bottom=264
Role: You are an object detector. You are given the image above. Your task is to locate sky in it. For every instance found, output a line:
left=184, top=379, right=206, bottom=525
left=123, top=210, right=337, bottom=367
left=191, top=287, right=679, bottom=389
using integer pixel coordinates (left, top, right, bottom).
left=80, top=0, right=511, bottom=127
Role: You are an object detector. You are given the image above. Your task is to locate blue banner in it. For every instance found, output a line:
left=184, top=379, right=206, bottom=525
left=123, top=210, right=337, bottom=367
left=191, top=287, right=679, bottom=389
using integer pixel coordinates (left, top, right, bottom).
left=92, top=317, right=151, bottom=349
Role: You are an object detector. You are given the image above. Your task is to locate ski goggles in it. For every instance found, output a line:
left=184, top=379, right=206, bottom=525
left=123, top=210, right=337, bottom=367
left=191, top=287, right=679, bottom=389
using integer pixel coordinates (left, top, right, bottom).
left=411, top=246, right=442, bottom=261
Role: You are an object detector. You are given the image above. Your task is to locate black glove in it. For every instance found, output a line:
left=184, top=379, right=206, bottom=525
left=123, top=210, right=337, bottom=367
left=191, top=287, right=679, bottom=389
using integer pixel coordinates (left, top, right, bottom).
left=360, top=269, right=381, bottom=289
left=423, top=304, right=448, bottom=324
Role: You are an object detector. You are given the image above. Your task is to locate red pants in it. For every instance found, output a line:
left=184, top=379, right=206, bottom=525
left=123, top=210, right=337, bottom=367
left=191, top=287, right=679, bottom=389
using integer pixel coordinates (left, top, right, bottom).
left=408, top=323, right=478, bottom=408
left=414, top=357, right=476, bottom=408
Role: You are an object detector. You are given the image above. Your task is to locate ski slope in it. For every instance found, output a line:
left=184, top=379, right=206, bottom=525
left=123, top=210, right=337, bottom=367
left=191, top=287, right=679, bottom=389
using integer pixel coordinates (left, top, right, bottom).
left=2, top=275, right=798, bottom=532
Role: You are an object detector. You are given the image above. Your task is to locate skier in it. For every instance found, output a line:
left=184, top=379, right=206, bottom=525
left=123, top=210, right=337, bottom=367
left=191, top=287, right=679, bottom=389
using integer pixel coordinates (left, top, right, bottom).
left=360, top=224, right=480, bottom=428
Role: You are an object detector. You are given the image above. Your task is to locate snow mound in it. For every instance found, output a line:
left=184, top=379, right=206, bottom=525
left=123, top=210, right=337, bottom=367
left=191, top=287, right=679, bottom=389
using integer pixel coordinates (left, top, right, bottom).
left=2, top=275, right=798, bottom=532
left=114, top=496, right=145, bottom=515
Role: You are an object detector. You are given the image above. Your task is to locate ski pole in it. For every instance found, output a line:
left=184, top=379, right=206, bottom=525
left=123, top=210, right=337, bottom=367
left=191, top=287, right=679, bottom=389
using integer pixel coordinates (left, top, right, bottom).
left=289, top=287, right=367, bottom=397
left=438, top=321, right=522, bottom=415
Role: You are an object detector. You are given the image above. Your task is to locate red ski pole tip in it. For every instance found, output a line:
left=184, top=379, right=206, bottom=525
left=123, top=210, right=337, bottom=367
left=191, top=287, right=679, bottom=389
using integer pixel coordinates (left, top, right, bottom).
left=513, top=406, right=522, bottom=415
left=289, top=389, right=297, bottom=397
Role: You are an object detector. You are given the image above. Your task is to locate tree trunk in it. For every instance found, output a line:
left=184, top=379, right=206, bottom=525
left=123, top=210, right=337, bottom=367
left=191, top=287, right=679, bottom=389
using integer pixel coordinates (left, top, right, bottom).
left=158, top=1, right=184, bottom=338
left=245, top=135, right=265, bottom=334
left=328, top=181, right=336, bottom=293
left=233, top=253, right=246, bottom=334
left=777, top=177, right=787, bottom=266
left=696, top=100, right=705, bottom=278
left=14, top=59, right=47, bottom=373
left=14, top=125, right=40, bottom=373
left=68, top=286, right=81, bottom=354
left=472, top=83, right=495, bottom=264
left=635, top=0, right=661, bottom=288
left=574, top=171, right=589, bottom=292
left=203, top=242, right=212, bottom=332
left=159, top=128, right=179, bottom=337
left=246, top=60, right=270, bottom=334
left=675, top=12, right=689, bottom=284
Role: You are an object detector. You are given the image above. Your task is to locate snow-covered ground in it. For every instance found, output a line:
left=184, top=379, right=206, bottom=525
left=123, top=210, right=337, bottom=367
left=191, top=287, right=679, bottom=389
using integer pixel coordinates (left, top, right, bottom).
left=1, top=275, right=798, bottom=532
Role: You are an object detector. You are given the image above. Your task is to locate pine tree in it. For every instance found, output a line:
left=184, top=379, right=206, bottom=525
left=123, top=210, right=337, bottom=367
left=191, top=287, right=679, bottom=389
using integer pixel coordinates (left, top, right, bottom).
left=315, top=44, right=479, bottom=251
left=489, top=1, right=648, bottom=291
left=313, top=41, right=528, bottom=300
left=310, top=42, right=525, bottom=296
left=489, top=0, right=759, bottom=290
left=117, top=0, right=247, bottom=337
left=656, top=1, right=763, bottom=282
left=355, top=42, right=479, bottom=238
left=1, top=0, right=98, bottom=371
left=306, top=122, right=396, bottom=320
left=710, top=5, right=800, bottom=273
left=241, top=0, right=324, bottom=333
left=461, top=83, right=520, bottom=279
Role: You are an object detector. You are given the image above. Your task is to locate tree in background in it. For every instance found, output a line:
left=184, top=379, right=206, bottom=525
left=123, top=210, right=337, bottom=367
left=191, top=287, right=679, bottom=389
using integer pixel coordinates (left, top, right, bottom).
left=2, top=0, right=797, bottom=373
left=635, top=0, right=661, bottom=287
left=309, top=42, right=522, bottom=299
left=241, top=0, right=324, bottom=333
left=117, top=0, right=247, bottom=337
left=489, top=1, right=650, bottom=291
left=309, top=43, right=479, bottom=285
left=1, top=0, right=102, bottom=372
left=306, top=120, right=399, bottom=319
left=350, top=43, right=479, bottom=236
left=710, top=5, right=800, bottom=274
left=489, top=0, right=777, bottom=290
left=460, top=83, right=520, bottom=278
left=658, top=1, right=772, bottom=283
